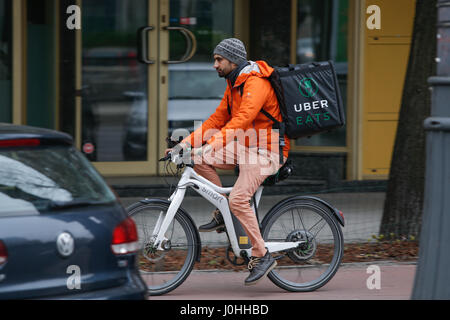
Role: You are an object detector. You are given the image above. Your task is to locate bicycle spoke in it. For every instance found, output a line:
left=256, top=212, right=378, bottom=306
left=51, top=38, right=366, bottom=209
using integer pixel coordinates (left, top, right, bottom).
left=296, top=207, right=307, bottom=232
left=279, top=217, right=290, bottom=237
left=291, top=210, right=296, bottom=230
left=306, top=216, right=323, bottom=233
left=310, top=219, right=328, bottom=239
left=168, top=244, right=192, bottom=249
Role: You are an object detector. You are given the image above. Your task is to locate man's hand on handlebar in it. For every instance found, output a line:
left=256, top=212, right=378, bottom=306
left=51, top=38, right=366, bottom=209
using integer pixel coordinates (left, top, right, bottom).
left=161, top=142, right=193, bottom=164
left=164, top=148, right=172, bottom=157
left=160, top=141, right=213, bottom=166
left=164, top=141, right=189, bottom=156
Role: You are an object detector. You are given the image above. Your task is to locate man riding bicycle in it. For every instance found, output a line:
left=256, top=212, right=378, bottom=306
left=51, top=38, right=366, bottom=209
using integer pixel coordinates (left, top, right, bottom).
left=166, top=38, right=290, bottom=285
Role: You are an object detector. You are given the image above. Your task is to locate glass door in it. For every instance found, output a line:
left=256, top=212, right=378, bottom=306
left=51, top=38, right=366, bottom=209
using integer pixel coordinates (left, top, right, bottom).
left=26, top=0, right=57, bottom=130
left=0, top=0, right=12, bottom=123
left=77, top=0, right=234, bottom=176
left=79, top=0, right=157, bottom=175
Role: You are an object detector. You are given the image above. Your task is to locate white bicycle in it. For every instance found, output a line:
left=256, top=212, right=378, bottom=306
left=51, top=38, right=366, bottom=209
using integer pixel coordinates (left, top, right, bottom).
left=127, top=151, right=345, bottom=296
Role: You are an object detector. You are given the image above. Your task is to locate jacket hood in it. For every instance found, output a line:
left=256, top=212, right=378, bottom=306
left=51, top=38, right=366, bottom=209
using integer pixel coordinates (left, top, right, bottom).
left=233, top=60, right=274, bottom=88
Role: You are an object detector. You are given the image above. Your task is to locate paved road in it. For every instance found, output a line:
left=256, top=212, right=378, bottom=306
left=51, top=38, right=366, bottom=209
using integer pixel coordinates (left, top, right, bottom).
left=149, top=262, right=416, bottom=300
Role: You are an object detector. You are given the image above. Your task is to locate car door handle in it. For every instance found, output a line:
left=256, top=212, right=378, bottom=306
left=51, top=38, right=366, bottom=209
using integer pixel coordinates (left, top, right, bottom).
left=162, top=26, right=197, bottom=64
left=137, top=26, right=155, bottom=64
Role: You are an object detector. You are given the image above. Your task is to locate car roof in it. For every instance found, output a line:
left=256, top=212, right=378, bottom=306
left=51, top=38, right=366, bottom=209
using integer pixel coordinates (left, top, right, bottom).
left=168, top=62, right=215, bottom=71
left=0, top=123, right=73, bottom=145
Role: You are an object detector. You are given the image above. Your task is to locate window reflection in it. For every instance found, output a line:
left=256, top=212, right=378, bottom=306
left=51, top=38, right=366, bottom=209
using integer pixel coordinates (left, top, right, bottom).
left=0, top=146, right=116, bottom=215
left=168, top=0, right=232, bottom=137
left=0, top=193, right=39, bottom=217
left=296, top=0, right=348, bottom=147
left=26, top=0, right=57, bottom=130
left=296, top=0, right=332, bottom=64
left=249, top=0, right=291, bottom=66
left=168, top=63, right=226, bottom=135
left=0, top=155, right=73, bottom=202
left=169, top=0, right=233, bottom=62
left=81, top=0, right=148, bottom=162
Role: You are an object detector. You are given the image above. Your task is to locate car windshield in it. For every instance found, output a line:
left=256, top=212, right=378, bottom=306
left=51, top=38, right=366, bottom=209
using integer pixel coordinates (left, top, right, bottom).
left=0, top=145, right=116, bottom=216
left=169, top=69, right=225, bottom=99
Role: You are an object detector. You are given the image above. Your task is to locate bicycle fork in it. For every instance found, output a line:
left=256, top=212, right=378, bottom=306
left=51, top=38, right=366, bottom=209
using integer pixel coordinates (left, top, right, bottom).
left=151, top=186, right=187, bottom=250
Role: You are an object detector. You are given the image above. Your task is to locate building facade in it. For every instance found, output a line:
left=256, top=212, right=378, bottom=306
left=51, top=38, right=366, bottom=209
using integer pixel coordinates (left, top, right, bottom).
left=0, top=0, right=415, bottom=180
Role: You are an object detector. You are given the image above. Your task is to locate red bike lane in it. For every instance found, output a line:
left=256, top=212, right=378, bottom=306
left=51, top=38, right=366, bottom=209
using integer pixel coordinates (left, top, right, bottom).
left=149, top=262, right=416, bottom=300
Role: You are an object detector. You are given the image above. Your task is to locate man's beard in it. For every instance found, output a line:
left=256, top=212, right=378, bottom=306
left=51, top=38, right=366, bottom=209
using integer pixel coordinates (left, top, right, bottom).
left=217, top=70, right=226, bottom=78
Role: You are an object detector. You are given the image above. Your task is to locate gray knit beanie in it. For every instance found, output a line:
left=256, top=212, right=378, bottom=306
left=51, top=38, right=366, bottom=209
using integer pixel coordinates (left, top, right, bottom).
left=213, top=38, right=247, bottom=65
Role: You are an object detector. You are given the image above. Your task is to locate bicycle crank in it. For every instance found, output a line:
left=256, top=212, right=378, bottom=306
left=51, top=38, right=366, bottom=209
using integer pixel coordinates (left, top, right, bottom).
left=226, top=245, right=247, bottom=266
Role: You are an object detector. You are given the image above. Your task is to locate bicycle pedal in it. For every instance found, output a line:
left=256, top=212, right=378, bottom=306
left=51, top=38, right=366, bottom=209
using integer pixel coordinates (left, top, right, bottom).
left=216, top=227, right=226, bottom=233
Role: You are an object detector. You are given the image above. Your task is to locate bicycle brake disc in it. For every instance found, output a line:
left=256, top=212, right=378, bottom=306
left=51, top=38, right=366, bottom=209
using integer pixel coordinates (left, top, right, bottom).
left=142, top=237, right=168, bottom=262
left=286, top=230, right=317, bottom=262
left=142, top=243, right=166, bottom=262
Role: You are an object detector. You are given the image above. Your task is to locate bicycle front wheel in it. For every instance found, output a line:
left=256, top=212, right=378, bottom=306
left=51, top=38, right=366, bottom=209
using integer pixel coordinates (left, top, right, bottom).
left=262, top=199, right=344, bottom=292
left=127, top=200, right=198, bottom=296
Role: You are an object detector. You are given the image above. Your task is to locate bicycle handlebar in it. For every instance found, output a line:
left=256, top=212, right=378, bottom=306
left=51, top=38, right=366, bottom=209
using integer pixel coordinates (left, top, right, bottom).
left=159, top=153, right=171, bottom=162
left=159, top=151, right=193, bottom=168
left=159, top=151, right=181, bottom=163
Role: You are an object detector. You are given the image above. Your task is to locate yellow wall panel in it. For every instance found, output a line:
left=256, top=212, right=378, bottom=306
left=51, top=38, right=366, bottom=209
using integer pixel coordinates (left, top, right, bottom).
left=361, top=0, right=415, bottom=179
left=363, top=120, right=398, bottom=174
left=365, top=43, right=411, bottom=114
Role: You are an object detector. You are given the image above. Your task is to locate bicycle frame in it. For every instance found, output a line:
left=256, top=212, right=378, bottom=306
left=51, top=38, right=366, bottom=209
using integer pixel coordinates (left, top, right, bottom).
left=151, top=165, right=306, bottom=258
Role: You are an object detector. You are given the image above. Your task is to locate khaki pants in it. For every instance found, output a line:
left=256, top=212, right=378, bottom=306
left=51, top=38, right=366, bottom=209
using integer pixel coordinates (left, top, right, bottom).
left=193, top=142, right=282, bottom=257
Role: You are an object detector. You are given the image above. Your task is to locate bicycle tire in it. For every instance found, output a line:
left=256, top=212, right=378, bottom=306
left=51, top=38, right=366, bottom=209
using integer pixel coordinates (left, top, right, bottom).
left=262, top=198, right=344, bottom=292
left=127, top=199, right=198, bottom=296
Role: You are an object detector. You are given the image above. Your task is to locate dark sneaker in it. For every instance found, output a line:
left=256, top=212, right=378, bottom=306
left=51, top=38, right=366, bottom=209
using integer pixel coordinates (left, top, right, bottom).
left=198, top=209, right=224, bottom=232
left=244, top=250, right=277, bottom=286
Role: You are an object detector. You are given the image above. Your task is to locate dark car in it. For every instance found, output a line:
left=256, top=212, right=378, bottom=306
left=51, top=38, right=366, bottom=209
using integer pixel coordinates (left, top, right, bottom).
left=0, top=123, right=147, bottom=299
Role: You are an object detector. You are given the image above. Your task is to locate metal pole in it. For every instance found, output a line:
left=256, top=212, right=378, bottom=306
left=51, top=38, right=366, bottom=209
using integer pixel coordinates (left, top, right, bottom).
left=411, top=0, right=450, bottom=299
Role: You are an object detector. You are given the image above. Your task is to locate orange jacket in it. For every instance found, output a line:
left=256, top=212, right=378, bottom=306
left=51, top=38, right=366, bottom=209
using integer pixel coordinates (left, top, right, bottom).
left=182, top=60, right=290, bottom=160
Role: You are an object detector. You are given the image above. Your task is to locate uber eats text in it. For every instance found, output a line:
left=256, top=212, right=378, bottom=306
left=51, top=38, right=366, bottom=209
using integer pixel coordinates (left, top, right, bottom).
left=293, top=99, right=330, bottom=126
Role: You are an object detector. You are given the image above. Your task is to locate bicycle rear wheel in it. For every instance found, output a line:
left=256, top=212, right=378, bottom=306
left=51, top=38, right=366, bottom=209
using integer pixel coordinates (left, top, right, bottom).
left=127, top=199, right=198, bottom=296
left=262, top=199, right=344, bottom=292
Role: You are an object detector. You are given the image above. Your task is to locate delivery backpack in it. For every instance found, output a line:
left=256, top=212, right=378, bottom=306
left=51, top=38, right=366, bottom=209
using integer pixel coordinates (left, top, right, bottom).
left=266, top=60, right=345, bottom=140
left=261, top=61, right=345, bottom=163
left=228, top=61, right=345, bottom=163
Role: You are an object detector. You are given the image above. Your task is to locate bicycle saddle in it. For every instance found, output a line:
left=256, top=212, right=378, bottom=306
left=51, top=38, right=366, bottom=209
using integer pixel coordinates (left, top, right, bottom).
left=234, top=160, right=294, bottom=186
left=262, top=159, right=294, bottom=186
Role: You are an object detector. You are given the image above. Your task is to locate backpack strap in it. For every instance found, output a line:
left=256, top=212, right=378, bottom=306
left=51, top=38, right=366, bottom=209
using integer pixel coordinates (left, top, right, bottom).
left=260, top=108, right=278, bottom=124
left=227, top=85, right=285, bottom=164
left=260, top=109, right=285, bottom=164
left=226, top=84, right=245, bottom=115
